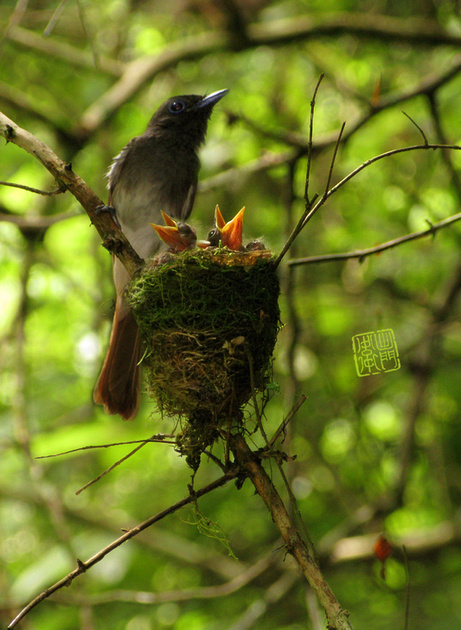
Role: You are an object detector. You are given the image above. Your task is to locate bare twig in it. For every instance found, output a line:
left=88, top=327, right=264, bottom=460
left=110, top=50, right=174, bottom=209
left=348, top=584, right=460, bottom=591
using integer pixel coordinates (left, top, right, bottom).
left=53, top=555, right=274, bottom=605
left=315, top=143, right=460, bottom=205
left=288, top=210, right=461, bottom=266
left=35, top=435, right=176, bottom=458
left=75, top=435, right=166, bottom=495
left=274, top=120, right=346, bottom=268
left=0, top=180, right=66, bottom=196
left=268, top=395, right=307, bottom=448
left=43, top=0, right=69, bottom=36
left=7, top=471, right=238, bottom=629
left=304, top=74, right=324, bottom=204
left=402, top=111, right=428, bottom=145
left=279, top=142, right=460, bottom=267
left=321, top=121, right=346, bottom=203
left=273, top=77, right=325, bottom=269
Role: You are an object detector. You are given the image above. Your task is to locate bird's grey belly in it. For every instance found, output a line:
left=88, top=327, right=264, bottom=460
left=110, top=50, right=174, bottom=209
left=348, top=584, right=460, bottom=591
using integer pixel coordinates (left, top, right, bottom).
left=112, top=184, right=165, bottom=259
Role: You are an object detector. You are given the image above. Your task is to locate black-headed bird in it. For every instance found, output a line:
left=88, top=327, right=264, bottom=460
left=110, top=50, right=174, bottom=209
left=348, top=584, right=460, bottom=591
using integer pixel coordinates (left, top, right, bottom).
left=94, top=89, right=228, bottom=420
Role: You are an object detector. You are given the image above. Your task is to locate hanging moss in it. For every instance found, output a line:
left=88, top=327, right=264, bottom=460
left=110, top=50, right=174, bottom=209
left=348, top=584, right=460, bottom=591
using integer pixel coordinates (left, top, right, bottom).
left=126, top=248, right=280, bottom=463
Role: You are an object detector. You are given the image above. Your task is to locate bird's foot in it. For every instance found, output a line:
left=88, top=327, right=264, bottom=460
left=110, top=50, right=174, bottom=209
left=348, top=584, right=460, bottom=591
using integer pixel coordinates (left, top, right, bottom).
left=95, top=204, right=121, bottom=229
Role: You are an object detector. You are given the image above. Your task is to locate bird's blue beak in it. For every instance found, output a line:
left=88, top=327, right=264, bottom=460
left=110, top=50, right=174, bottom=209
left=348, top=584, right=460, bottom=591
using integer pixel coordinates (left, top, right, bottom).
left=198, top=89, right=229, bottom=109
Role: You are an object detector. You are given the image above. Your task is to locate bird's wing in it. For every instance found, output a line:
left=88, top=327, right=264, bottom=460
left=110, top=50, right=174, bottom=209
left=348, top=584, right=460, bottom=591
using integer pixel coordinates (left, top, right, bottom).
left=180, top=181, right=197, bottom=222
left=107, top=137, right=138, bottom=204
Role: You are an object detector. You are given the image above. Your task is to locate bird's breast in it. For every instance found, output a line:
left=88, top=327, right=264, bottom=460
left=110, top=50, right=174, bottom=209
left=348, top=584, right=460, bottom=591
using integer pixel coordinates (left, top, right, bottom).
left=110, top=146, right=199, bottom=260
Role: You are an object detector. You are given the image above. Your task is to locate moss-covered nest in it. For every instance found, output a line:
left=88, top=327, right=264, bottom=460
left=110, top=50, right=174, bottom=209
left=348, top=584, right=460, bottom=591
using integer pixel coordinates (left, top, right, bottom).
left=126, top=248, right=280, bottom=433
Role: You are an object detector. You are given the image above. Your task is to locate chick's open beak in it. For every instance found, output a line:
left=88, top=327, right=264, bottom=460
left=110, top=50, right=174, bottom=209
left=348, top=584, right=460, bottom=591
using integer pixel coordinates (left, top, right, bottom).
left=150, top=212, right=197, bottom=252
left=212, top=205, right=245, bottom=250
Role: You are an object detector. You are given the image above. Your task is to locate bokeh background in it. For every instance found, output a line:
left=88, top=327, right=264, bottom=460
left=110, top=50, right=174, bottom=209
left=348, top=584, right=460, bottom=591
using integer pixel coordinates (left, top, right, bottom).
left=1, top=1, right=461, bottom=629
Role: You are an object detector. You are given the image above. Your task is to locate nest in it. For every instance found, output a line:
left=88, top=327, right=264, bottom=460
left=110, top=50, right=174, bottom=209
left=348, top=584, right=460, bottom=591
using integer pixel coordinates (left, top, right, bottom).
left=126, top=248, right=280, bottom=463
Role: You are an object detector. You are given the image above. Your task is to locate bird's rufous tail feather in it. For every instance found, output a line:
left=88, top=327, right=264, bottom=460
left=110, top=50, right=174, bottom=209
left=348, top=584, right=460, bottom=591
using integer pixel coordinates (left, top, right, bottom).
left=94, top=298, right=141, bottom=420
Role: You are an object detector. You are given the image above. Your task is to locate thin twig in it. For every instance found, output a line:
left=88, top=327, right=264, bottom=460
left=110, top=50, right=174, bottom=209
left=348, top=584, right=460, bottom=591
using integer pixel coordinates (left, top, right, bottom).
left=275, top=455, right=318, bottom=560
left=268, top=395, right=307, bottom=448
left=0, top=180, right=66, bottom=195
left=43, top=0, right=69, bottom=36
left=288, top=210, right=461, bottom=266
left=274, top=78, right=324, bottom=269
left=35, top=434, right=176, bottom=458
left=7, top=471, right=238, bottom=629
left=274, top=119, right=346, bottom=268
left=279, top=142, right=460, bottom=268
left=75, top=437, right=157, bottom=495
left=321, top=142, right=460, bottom=204
left=53, top=555, right=274, bottom=605
left=203, top=449, right=227, bottom=471
left=305, top=74, right=324, bottom=204
left=402, top=111, right=428, bottom=145
left=321, top=121, right=346, bottom=202
left=246, top=347, right=269, bottom=443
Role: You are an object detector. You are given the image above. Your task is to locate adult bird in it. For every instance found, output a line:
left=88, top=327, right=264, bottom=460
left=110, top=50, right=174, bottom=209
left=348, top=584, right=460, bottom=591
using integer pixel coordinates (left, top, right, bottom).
left=94, top=89, right=228, bottom=420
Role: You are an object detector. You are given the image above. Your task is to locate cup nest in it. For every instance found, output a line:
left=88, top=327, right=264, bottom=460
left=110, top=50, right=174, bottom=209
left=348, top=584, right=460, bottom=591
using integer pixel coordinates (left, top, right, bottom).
left=125, top=248, right=280, bottom=463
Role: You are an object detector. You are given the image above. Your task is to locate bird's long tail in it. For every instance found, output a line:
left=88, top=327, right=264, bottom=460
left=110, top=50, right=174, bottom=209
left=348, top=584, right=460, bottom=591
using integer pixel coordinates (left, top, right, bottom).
left=94, top=296, right=141, bottom=420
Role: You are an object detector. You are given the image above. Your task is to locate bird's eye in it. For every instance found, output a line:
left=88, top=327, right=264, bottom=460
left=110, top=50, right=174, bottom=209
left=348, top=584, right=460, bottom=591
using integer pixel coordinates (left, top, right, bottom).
left=168, top=100, right=186, bottom=114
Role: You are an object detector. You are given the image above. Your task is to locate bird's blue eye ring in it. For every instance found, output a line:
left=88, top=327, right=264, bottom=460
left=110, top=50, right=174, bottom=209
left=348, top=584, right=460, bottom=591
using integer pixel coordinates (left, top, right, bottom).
left=168, top=100, right=186, bottom=114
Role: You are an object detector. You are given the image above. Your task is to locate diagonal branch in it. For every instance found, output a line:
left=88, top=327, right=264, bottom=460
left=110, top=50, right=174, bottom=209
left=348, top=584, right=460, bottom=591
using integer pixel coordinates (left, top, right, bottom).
left=277, top=142, right=461, bottom=266
left=5, top=24, right=123, bottom=76
left=7, top=470, right=238, bottom=628
left=77, top=16, right=461, bottom=138
left=0, top=110, right=143, bottom=276
left=288, top=211, right=461, bottom=266
left=229, top=433, right=354, bottom=630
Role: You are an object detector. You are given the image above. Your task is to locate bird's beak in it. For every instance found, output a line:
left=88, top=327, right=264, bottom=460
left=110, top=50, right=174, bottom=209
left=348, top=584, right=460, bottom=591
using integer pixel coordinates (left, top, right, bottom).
left=197, top=89, right=229, bottom=109
left=214, top=206, right=245, bottom=250
left=151, top=223, right=186, bottom=250
left=214, top=204, right=226, bottom=229
left=160, top=210, right=178, bottom=227
left=150, top=213, right=190, bottom=251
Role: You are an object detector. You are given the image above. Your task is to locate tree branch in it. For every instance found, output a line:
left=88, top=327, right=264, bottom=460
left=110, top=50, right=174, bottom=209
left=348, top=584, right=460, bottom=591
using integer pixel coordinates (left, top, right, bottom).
left=77, top=15, right=461, bottom=138
left=7, top=471, right=238, bottom=628
left=0, top=110, right=143, bottom=276
left=52, top=555, right=274, bottom=605
left=5, top=24, right=123, bottom=76
left=277, top=142, right=461, bottom=266
left=288, top=211, right=461, bottom=266
left=229, top=433, right=354, bottom=630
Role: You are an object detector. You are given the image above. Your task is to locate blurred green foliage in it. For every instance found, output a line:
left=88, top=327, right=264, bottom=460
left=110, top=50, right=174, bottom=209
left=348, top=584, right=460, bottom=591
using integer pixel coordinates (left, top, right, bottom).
left=1, top=1, right=461, bottom=629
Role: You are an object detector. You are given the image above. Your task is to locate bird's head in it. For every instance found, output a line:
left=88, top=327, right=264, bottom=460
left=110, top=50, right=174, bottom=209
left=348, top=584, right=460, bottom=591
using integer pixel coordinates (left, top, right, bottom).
left=147, top=89, right=229, bottom=149
left=151, top=211, right=209, bottom=252
left=208, top=205, right=245, bottom=251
